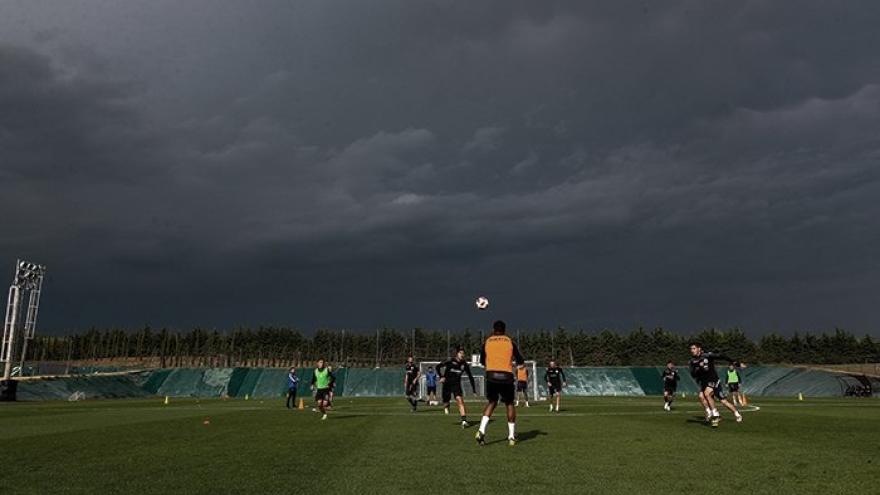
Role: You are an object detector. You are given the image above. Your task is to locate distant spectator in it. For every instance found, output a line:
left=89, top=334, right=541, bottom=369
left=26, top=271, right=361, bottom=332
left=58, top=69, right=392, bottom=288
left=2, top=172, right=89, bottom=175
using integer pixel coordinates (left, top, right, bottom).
left=425, top=366, right=438, bottom=405
left=286, top=368, right=299, bottom=409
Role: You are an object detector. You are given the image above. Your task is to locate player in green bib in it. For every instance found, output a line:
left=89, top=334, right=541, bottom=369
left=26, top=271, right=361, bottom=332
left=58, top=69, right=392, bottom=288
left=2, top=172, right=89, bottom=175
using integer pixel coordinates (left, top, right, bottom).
left=726, top=363, right=743, bottom=407
left=311, top=359, right=335, bottom=420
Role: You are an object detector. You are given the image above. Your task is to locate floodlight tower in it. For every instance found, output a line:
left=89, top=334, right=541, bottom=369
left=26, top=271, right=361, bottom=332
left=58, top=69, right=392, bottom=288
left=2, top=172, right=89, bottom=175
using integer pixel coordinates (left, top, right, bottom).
left=2, top=260, right=46, bottom=384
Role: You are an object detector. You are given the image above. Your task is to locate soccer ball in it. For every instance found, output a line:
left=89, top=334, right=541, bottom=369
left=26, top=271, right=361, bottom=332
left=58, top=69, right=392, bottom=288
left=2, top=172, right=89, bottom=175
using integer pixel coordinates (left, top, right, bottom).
left=475, top=296, right=489, bottom=310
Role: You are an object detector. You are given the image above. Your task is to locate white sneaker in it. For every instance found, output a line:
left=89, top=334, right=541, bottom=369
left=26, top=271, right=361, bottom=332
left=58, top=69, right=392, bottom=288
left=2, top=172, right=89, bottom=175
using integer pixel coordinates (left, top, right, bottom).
left=555, top=407, right=559, bottom=412
left=515, top=401, right=519, bottom=407
left=321, top=414, right=328, bottom=420
left=525, top=402, right=530, bottom=408
left=735, top=414, right=743, bottom=423
left=664, top=403, right=669, bottom=411
left=444, top=407, right=449, bottom=415
left=461, top=420, right=468, bottom=428
left=549, top=404, right=554, bottom=412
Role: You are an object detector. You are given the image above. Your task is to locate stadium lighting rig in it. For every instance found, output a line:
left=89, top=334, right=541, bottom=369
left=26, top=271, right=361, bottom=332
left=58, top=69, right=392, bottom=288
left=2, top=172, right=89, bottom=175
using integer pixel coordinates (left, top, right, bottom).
left=1, top=260, right=47, bottom=399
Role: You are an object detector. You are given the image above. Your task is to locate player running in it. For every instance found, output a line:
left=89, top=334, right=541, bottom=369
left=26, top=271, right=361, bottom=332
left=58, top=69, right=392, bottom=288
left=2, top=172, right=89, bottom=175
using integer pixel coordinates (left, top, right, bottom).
left=661, top=361, right=679, bottom=411
left=688, top=342, right=743, bottom=427
left=475, top=320, right=525, bottom=447
left=515, top=364, right=530, bottom=407
left=437, top=348, right=477, bottom=427
left=404, top=356, right=421, bottom=412
left=311, top=359, right=335, bottom=420
left=544, top=360, right=567, bottom=412
left=326, top=365, right=336, bottom=410
left=425, top=366, right=439, bottom=405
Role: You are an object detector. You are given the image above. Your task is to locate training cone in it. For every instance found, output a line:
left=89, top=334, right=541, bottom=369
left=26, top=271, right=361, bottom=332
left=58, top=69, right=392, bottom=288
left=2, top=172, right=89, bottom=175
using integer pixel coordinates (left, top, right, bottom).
left=798, top=393, right=804, bottom=401
left=164, top=396, right=169, bottom=405
left=297, top=398, right=305, bottom=410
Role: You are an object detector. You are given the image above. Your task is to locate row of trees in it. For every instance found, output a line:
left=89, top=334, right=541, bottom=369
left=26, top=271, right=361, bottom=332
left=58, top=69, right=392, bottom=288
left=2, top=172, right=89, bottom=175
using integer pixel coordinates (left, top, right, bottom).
left=23, top=326, right=880, bottom=368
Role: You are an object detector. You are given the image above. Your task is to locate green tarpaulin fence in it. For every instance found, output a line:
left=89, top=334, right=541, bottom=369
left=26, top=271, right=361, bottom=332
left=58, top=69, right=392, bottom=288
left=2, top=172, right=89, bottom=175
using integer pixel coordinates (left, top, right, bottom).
left=15, top=374, right=153, bottom=401
left=536, top=367, right=645, bottom=397
left=12, top=366, right=869, bottom=400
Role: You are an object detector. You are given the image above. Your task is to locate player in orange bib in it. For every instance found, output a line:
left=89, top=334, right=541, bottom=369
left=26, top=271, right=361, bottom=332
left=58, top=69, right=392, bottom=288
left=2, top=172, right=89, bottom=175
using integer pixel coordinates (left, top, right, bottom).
left=475, top=320, right=525, bottom=447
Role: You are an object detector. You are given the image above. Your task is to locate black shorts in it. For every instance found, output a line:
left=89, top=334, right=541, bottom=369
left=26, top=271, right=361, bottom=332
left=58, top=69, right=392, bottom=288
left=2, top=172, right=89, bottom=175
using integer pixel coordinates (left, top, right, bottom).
left=427, top=386, right=437, bottom=395
left=728, top=383, right=740, bottom=392
left=548, top=383, right=562, bottom=396
left=663, top=386, right=676, bottom=395
left=516, top=381, right=528, bottom=392
left=442, top=382, right=463, bottom=403
left=700, top=380, right=727, bottom=400
left=486, top=380, right=515, bottom=405
left=406, top=382, right=418, bottom=397
left=315, top=388, right=330, bottom=401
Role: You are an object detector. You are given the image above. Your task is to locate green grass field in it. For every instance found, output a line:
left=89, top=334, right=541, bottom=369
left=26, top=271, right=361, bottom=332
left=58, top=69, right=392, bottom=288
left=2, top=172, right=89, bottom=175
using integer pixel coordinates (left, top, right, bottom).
left=1, top=396, right=877, bottom=494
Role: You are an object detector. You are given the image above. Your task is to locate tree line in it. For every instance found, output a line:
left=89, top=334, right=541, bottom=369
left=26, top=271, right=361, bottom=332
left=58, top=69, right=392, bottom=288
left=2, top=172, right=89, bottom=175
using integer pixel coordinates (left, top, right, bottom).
left=23, top=326, right=880, bottom=368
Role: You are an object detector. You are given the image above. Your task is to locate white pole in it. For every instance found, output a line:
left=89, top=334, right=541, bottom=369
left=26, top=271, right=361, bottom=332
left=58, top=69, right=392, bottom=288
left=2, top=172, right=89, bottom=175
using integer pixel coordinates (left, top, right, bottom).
left=2, top=285, right=21, bottom=381
left=18, top=333, right=28, bottom=376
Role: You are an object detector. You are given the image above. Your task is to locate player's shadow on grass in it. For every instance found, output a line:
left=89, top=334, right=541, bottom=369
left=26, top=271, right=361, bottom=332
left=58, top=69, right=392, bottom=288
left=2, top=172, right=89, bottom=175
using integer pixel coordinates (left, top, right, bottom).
left=486, top=430, right=547, bottom=445
left=685, top=417, right=713, bottom=428
left=320, top=414, right=363, bottom=421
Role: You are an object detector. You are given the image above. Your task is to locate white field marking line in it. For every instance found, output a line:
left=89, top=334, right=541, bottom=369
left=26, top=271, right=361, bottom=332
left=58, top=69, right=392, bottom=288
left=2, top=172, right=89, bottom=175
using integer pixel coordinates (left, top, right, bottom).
left=315, top=409, right=739, bottom=418
left=748, top=401, right=880, bottom=409
left=325, top=404, right=764, bottom=418
left=78, top=401, right=877, bottom=415
left=322, top=411, right=644, bottom=417
left=683, top=405, right=761, bottom=414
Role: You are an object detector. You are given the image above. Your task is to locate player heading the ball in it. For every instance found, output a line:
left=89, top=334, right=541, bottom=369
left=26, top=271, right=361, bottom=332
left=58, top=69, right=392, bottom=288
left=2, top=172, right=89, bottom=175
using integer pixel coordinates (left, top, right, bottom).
left=475, top=320, right=525, bottom=447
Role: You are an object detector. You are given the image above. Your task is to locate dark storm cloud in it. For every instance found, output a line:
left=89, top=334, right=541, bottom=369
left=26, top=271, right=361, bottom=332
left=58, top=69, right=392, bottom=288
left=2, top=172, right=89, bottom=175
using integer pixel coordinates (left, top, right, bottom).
left=1, top=1, right=880, bottom=333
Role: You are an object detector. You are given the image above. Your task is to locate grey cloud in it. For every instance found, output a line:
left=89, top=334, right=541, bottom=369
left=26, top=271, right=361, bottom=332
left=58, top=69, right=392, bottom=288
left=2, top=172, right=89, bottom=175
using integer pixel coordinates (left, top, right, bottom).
left=1, top=2, right=879, bottom=332
left=463, top=126, right=505, bottom=153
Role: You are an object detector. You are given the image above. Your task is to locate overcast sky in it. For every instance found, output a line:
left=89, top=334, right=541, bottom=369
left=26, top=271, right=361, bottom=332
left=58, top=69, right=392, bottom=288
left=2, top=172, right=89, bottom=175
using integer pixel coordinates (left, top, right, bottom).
left=2, top=1, right=879, bottom=335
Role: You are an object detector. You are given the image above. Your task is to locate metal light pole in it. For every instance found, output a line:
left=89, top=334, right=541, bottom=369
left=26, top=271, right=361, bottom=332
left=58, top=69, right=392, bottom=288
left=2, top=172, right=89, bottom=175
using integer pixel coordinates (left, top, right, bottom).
left=2, top=260, right=47, bottom=397
left=18, top=274, right=44, bottom=375
left=2, top=284, right=21, bottom=380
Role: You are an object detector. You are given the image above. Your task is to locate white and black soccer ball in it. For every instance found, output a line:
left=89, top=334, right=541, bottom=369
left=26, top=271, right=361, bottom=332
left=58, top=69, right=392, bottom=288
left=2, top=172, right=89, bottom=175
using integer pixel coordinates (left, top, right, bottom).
left=475, top=296, right=489, bottom=310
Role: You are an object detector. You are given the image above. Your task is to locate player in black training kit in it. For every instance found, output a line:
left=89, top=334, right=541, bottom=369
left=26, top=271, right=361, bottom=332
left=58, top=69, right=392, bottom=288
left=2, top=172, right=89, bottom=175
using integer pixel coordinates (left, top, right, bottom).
left=437, top=348, right=477, bottom=427
left=688, top=342, right=743, bottom=427
left=662, top=361, right=680, bottom=411
left=544, top=360, right=567, bottom=412
left=404, top=356, right=421, bottom=412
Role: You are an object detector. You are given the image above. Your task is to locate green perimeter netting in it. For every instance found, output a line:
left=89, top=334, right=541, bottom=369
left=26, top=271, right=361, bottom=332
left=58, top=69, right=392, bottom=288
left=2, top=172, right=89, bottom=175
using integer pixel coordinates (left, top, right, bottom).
left=343, top=368, right=406, bottom=397
left=630, top=367, right=701, bottom=396
left=536, top=367, right=645, bottom=397
left=11, top=366, right=862, bottom=400
left=16, top=374, right=152, bottom=401
left=760, top=369, right=845, bottom=397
